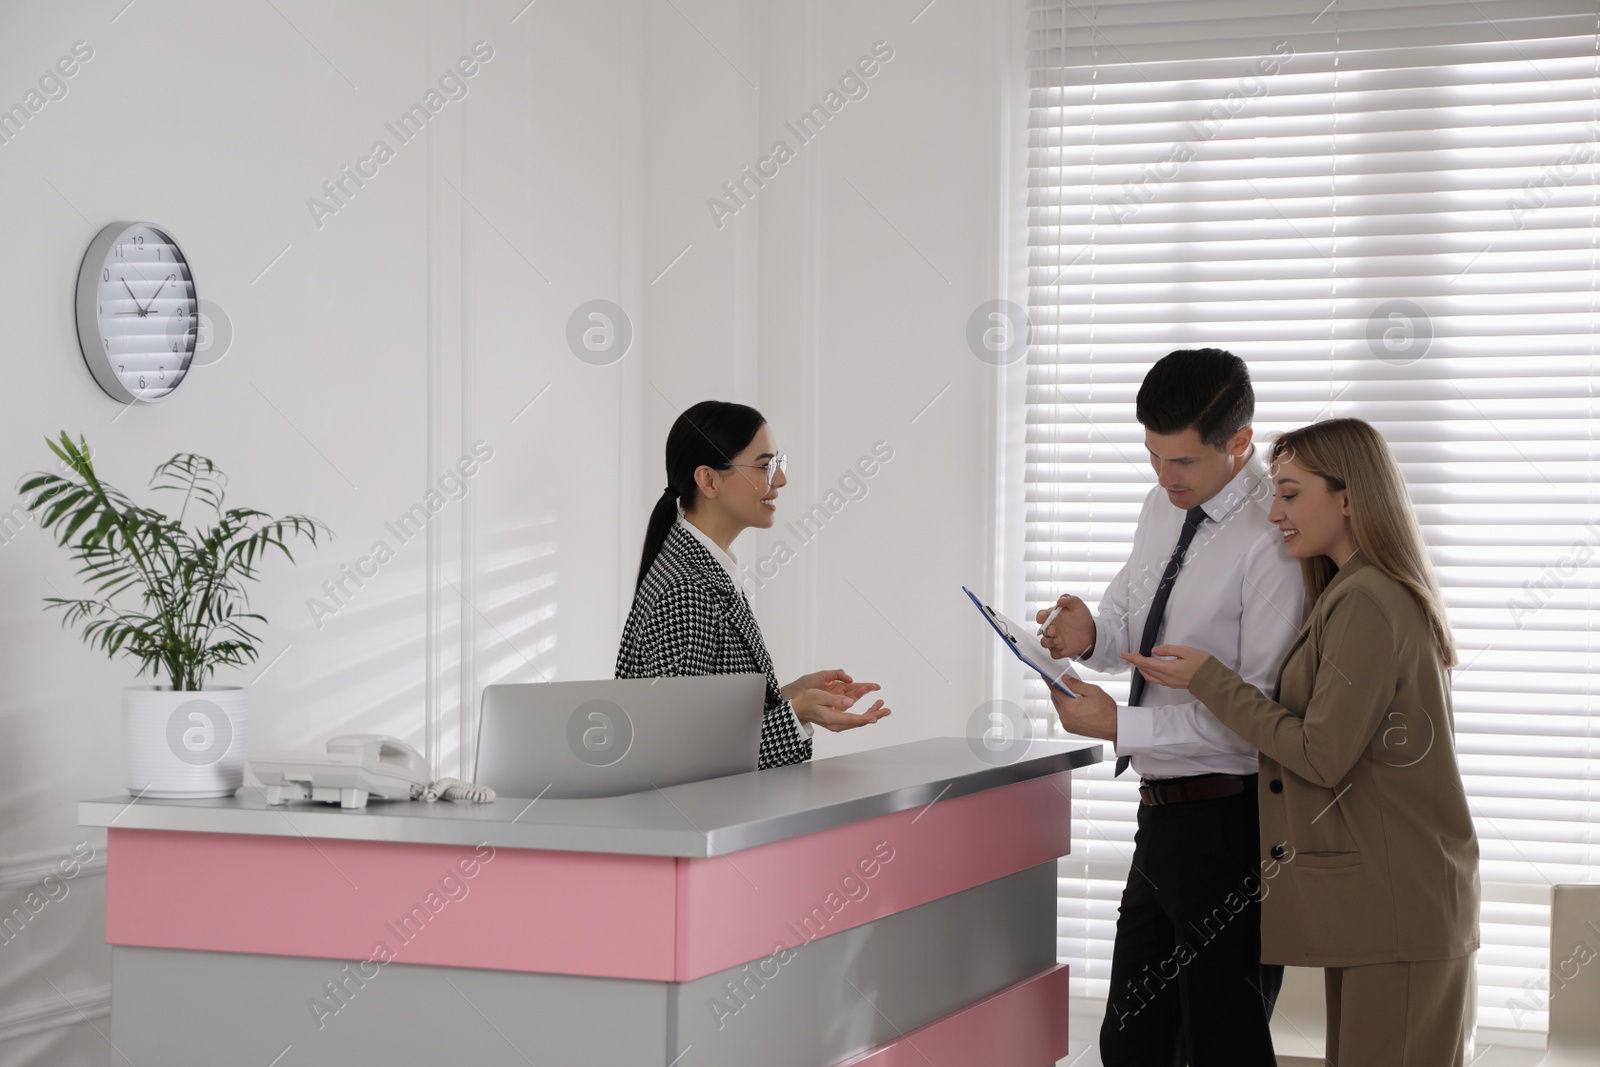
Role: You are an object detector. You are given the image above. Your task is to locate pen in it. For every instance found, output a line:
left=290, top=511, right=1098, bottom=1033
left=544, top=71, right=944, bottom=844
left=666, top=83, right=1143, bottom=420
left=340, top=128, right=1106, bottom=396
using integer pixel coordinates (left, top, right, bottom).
left=1037, top=603, right=1064, bottom=638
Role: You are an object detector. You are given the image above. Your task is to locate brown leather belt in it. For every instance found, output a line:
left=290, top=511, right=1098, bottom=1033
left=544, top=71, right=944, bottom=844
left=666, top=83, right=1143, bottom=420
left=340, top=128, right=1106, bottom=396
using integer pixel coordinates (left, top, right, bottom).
left=1138, top=772, right=1248, bottom=806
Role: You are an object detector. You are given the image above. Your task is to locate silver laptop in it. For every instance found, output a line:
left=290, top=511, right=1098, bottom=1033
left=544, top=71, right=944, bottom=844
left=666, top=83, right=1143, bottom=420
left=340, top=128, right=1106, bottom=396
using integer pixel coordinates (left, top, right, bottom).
left=473, top=674, right=766, bottom=799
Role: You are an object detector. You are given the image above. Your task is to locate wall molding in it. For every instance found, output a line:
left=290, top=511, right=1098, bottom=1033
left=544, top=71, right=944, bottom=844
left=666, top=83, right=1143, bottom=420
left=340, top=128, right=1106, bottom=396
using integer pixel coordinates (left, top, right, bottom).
left=452, top=0, right=478, bottom=785
left=0, top=984, right=110, bottom=1044
left=990, top=0, right=1037, bottom=711
left=0, top=845, right=104, bottom=892
left=798, top=0, right=823, bottom=674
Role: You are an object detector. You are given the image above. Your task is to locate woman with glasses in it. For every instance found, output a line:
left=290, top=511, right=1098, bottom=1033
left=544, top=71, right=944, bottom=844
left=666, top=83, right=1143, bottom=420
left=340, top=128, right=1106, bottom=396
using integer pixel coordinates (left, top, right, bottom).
left=616, top=400, right=890, bottom=768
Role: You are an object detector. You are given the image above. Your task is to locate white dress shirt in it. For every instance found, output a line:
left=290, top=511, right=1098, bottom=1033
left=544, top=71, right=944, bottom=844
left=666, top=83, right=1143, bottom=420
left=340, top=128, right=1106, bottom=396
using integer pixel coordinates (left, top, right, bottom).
left=1078, top=446, right=1307, bottom=779
left=677, top=517, right=814, bottom=738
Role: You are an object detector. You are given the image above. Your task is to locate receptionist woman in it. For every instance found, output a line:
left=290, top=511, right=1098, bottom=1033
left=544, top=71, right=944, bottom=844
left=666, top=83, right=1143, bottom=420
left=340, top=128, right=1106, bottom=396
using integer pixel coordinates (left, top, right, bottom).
left=615, top=400, right=890, bottom=768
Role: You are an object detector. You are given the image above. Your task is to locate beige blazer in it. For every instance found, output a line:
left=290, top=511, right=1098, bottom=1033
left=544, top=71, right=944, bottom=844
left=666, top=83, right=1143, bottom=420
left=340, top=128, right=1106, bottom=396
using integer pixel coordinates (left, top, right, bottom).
left=1189, top=550, right=1479, bottom=968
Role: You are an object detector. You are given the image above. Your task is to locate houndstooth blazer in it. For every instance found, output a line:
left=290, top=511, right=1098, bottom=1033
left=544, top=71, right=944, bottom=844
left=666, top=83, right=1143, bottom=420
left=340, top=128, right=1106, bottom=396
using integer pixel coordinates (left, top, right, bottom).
left=615, top=521, right=813, bottom=769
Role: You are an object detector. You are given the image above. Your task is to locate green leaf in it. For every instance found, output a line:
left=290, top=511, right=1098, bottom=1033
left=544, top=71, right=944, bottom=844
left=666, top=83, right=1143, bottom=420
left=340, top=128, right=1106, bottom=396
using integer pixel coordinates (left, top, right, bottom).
left=29, top=434, right=325, bottom=685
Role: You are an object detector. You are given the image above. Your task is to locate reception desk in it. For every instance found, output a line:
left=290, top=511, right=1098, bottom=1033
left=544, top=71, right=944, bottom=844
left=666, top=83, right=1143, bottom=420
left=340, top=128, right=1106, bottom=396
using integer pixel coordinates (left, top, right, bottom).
left=80, top=736, right=1100, bottom=1066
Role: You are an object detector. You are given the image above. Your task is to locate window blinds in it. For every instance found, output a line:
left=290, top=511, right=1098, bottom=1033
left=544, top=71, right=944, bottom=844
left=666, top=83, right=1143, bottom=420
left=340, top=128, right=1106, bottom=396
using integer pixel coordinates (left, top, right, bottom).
left=1024, top=0, right=1600, bottom=1035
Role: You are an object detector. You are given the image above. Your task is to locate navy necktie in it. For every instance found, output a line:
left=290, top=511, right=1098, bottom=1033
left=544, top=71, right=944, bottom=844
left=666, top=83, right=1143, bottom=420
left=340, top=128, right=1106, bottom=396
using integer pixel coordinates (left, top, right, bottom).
left=1116, top=505, right=1209, bottom=777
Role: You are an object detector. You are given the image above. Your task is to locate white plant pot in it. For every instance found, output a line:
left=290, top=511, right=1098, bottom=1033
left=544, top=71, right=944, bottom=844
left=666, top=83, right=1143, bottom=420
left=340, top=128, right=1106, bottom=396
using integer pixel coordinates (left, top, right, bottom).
left=122, top=685, right=247, bottom=798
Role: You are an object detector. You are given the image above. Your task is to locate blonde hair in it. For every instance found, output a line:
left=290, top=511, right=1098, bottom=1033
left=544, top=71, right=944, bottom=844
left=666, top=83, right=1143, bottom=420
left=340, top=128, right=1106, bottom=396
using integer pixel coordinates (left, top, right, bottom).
left=1270, top=418, right=1456, bottom=667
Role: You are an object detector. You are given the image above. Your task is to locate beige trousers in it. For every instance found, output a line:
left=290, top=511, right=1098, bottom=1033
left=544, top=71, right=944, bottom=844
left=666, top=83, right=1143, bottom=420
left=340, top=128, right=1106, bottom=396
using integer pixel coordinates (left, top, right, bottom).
left=1324, top=953, right=1475, bottom=1067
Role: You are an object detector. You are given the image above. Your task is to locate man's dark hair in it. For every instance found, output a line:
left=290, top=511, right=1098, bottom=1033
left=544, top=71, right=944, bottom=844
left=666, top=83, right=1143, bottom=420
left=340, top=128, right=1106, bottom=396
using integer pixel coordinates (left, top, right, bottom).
left=1135, top=348, right=1254, bottom=450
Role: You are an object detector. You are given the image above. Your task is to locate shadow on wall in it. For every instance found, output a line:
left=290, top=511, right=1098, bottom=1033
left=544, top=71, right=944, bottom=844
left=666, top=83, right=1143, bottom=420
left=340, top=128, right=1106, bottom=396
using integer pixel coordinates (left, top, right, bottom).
left=262, top=516, right=559, bottom=782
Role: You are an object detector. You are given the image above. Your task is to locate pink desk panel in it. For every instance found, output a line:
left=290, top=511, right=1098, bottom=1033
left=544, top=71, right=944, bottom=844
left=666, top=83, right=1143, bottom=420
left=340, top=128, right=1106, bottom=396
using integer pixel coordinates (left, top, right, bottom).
left=673, top=769, right=1073, bottom=979
left=106, top=771, right=1075, bottom=982
left=105, top=830, right=681, bottom=980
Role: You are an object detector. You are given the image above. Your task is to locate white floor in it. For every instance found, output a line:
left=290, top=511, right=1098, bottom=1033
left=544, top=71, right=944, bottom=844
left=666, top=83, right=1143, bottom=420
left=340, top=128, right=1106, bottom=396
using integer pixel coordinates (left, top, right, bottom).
left=1057, top=1049, right=1543, bottom=1066
left=1056, top=991, right=1546, bottom=1067
left=1056, top=1011, right=1542, bottom=1067
left=1057, top=1052, right=1542, bottom=1066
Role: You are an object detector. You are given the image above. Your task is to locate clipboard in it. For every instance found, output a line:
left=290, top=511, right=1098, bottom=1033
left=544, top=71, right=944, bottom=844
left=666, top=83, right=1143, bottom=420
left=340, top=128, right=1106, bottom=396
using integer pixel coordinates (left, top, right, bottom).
left=963, top=586, right=1081, bottom=698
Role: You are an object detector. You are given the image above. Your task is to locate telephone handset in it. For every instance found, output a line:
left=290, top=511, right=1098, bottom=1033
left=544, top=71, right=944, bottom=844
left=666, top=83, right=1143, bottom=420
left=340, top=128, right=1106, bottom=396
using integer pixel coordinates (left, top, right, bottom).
left=328, top=734, right=432, bottom=778
left=251, top=734, right=433, bottom=810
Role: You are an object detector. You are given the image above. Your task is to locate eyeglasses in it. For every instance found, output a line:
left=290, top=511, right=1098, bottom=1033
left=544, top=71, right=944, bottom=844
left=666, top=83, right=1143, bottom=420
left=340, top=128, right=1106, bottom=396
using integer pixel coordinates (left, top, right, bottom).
left=728, top=453, right=787, bottom=485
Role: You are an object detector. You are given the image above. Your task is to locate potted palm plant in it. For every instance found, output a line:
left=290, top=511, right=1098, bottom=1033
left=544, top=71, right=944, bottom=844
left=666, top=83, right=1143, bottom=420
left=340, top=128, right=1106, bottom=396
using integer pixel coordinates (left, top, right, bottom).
left=23, top=432, right=328, bottom=797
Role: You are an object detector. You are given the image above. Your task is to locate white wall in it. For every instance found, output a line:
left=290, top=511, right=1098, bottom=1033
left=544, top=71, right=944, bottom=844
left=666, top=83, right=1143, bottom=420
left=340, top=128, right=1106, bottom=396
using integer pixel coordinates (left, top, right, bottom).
left=0, top=1, right=1020, bottom=1062
left=747, top=0, right=1022, bottom=758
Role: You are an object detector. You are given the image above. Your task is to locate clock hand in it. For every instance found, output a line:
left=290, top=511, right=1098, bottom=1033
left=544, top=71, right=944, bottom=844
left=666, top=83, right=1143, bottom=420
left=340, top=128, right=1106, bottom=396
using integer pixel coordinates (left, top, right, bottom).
left=125, top=275, right=166, bottom=317
left=144, top=275, right=169, bottom=314
left=120, top=278, right=146, bottom=316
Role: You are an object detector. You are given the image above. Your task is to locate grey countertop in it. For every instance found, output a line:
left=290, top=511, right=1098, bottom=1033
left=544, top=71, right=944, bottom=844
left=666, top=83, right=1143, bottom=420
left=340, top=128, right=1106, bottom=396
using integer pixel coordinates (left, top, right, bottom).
left=80, top=737, right=1102, bottom=858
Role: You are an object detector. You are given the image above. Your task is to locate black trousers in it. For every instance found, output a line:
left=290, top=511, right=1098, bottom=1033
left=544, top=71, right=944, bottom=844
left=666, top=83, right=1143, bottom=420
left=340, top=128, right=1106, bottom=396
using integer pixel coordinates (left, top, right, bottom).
left=1099, top=777, right=1282, bottom=1067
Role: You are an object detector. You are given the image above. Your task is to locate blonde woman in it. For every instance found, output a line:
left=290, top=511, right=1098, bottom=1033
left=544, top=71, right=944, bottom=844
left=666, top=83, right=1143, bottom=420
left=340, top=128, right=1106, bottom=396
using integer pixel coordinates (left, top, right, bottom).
left=1108, top=417, right=1479, bottom=1066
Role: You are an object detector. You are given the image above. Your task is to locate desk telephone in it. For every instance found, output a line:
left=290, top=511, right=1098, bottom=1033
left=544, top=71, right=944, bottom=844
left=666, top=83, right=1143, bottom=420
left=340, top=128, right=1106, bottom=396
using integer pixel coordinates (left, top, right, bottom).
left=250, top=734, right=494, bottom=810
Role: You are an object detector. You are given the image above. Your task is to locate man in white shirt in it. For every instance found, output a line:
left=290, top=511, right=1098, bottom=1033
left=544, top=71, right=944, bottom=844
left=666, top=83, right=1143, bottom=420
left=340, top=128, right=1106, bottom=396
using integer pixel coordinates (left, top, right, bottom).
left=1039, top=349, right=1306, bottom=1066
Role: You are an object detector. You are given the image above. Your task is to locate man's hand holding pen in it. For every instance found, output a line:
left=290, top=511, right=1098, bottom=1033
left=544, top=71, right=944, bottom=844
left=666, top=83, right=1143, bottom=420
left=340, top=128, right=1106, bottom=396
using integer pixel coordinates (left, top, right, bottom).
left=1030, top=594, right=1116, bottom=741
left=1036, top=594, right=1097, bottom=660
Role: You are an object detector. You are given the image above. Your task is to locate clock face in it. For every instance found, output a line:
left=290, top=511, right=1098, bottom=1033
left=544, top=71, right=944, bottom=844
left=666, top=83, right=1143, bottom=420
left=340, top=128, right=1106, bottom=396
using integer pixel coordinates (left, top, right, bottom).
left=75, top=222, right=199, bottom=403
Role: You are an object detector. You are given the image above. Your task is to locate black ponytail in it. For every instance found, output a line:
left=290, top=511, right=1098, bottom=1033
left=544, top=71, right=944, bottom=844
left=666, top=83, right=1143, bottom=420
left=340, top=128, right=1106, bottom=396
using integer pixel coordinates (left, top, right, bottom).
left=636, top=400, right=766, bottom=592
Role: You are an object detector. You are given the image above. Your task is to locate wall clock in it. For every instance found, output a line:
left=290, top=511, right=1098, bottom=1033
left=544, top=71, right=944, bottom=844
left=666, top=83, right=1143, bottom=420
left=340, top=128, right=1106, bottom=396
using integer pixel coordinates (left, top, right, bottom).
left=75, top=221, right=199, bottom=404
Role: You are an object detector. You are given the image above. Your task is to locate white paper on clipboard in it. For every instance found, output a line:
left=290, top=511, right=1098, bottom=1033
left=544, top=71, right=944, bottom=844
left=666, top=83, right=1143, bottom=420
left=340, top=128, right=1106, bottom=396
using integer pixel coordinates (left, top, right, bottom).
left=963, top=586, right=1082, bottom=698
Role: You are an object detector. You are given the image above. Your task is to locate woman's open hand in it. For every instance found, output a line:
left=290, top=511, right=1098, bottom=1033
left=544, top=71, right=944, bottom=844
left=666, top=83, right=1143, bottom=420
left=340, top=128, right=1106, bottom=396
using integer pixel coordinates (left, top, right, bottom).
left=1119, top=645, right=1211, bottom=691
left=785, top=669, right=890, bottom=732
left=783, top=669, right=878, bottom=703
